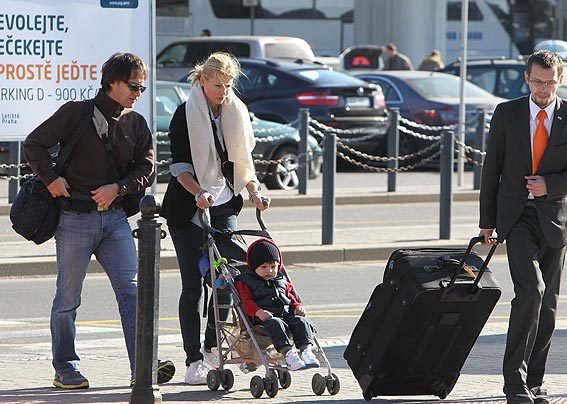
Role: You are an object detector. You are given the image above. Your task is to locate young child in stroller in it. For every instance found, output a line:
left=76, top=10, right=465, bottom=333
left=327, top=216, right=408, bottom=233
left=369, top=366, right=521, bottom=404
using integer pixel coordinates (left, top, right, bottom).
left=235, top=238, right=320, bottom=371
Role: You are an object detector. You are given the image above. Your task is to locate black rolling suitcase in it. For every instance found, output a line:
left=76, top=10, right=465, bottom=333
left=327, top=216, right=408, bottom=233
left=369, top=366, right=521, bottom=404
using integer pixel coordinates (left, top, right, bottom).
left=344, top=237, right=501, bottom=401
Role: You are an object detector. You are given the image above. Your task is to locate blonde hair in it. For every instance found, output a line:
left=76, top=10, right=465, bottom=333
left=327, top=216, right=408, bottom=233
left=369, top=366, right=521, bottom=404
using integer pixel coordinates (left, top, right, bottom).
left=189, top=52, right=241, bottom=87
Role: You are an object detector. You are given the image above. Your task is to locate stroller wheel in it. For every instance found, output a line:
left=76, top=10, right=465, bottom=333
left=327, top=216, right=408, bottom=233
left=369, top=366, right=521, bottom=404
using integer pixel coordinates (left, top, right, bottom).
left=264, top=371, right=279, bottom=398
left=220, top=369, right=234, bottom=391
left=278, top=369, right=292, bottom=389
left=206, top=369, right=221, bottom=391
left=250, top=375, right=264, bottom=398
left=326, top=373, right=340, bottom=395
left=312, top=373, right=326, bottom=396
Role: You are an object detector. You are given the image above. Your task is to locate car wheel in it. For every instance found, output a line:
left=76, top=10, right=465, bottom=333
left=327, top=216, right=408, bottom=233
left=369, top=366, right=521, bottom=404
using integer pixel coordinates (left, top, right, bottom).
left=264, top=146, right=299, bottom=190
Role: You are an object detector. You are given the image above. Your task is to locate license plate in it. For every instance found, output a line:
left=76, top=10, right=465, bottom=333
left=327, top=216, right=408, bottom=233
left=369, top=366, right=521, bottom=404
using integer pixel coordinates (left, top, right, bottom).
left=346, top=97, right=370, bottom=108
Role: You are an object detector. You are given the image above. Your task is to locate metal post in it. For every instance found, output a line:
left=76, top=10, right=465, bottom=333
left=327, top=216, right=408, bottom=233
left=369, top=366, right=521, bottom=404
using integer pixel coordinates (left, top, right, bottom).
left=322, top=133, right=336, bottom=245
left=130, top=194, right=164, bottom=404
left=8, top=141, right=21, bottom=203
left=440, top=131, right=454, bottom=240
left=298, top=108, right=309, bottom=195
left=387, top=108, right=400, bottom=192
left=457, top=0, right=469, bottom=187
left=473, top=109, right=486, bottom=190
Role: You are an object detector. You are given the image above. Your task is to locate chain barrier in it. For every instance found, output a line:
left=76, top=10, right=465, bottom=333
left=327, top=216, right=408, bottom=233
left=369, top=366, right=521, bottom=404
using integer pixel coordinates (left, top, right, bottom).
left=0, top=162, right=30, bottom=170
left=399, top=116, right=455, bottom=132
left=398, top=124, right=442, bottom=141
left=337, top=139, right=441, bottom=162
left=338, top=150, right=441, bottom=172
left=309, top=118, right=386, bottom=136
left=309, top=126, right=383, bottom=143
left=0, top=173, right=34, bottom=181
left=454, top=138, right=486, bottom=157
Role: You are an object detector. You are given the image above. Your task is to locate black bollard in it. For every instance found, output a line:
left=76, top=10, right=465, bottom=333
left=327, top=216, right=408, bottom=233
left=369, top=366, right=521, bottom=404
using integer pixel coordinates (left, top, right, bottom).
left=473, top=109, right=486, bottom=190
left=130, top=194, right=165, bottom=404
left=298, top=108, right=309, bottom=195
left=387, top=108, right=400, bottom=192
left=322, top=132, right=336, bottom=245
left=439, top=131, right=454, bottom=240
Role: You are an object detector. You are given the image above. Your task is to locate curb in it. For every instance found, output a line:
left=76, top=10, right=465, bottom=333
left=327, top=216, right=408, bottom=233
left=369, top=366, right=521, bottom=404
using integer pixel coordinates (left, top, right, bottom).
left=0, top=241, right=504, bottom=278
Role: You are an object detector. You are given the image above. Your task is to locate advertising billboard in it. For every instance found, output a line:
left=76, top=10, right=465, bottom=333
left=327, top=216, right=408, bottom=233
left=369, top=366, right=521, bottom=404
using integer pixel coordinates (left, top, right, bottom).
left=0, top=0, right=152, bottom=141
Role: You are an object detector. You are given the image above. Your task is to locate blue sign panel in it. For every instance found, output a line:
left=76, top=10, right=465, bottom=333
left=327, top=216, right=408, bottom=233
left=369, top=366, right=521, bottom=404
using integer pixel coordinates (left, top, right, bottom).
left=100, top=0, right=138, bottom=8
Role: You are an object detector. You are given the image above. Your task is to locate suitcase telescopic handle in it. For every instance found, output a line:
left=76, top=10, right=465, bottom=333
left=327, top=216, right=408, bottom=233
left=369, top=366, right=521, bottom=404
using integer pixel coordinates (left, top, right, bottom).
left=446, top=236, right=498, bottom=291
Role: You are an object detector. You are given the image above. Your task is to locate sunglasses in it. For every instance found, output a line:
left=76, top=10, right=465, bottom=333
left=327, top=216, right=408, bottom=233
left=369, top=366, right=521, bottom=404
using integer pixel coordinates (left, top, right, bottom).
left=123, top=81, right=147, bottom=93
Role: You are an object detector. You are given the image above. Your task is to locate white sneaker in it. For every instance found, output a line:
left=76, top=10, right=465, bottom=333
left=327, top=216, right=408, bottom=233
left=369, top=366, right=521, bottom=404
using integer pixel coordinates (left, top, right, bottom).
left=184, top=360, right=209, bottom=385
left=203, top=347, right=220, bottom=369
left=301, top=349, right=320, bottom=368
left=285, top=350, right=306, bottom=371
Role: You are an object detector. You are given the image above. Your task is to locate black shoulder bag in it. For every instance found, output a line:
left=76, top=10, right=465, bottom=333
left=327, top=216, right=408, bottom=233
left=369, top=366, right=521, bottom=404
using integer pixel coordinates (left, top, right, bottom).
left=10, top=99, right=95, bottom=244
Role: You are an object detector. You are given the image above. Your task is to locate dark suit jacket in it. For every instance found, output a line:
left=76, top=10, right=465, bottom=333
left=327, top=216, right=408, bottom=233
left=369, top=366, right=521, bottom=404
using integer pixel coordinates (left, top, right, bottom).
left=480, top=96, right=567, bottom=248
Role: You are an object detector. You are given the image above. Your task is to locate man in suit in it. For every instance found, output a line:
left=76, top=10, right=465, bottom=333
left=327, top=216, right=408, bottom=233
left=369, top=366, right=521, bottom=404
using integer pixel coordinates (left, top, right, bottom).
left=480, top=50, right=567, bottom=404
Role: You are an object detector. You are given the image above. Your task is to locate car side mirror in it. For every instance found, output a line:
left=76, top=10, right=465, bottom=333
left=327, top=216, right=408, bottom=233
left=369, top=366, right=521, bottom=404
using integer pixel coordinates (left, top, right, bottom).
left=249, top=112, right=255, bottom=122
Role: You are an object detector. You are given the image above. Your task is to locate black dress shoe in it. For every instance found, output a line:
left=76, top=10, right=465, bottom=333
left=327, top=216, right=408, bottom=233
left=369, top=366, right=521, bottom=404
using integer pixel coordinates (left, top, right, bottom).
left=529, top=384, right=549, bottom=404
left=503, top=384, right=534, bottom=404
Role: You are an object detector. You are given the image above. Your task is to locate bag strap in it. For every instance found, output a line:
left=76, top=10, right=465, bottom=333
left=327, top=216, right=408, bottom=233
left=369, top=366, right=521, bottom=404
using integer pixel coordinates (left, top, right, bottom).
left=54, top=99, right=95, bottom=176
left=208, top=107, right=229, bottom=165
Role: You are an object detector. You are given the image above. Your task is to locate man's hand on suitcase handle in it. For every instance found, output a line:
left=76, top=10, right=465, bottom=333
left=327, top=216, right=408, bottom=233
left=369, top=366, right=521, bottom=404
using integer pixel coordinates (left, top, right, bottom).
left=479, top=229, right=497, bottom=245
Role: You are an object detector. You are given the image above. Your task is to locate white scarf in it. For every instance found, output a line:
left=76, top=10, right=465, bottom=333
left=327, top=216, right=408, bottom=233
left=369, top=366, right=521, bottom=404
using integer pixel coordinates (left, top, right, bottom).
left=185, top=82, right=257, bottom=195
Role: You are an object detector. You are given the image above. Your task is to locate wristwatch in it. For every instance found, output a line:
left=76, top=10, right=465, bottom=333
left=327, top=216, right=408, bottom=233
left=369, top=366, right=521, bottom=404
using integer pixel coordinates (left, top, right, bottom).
left=118, top=184, right=128, bottom=197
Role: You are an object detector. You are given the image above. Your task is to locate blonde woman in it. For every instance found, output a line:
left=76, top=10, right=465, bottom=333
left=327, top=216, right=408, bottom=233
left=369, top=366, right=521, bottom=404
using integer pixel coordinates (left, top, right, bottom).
left=160, top=52, right=270, bottom=384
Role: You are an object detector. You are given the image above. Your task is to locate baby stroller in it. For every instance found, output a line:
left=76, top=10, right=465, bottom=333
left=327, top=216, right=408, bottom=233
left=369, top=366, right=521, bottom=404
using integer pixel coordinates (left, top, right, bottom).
left=198, top=208, right=341, bottom=399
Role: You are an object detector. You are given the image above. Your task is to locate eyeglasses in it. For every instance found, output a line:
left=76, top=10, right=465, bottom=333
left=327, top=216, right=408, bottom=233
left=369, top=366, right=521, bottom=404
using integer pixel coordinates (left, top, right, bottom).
left=123, top=81, right=147, bottom=93
left=529, top=79, right=559, bottom=88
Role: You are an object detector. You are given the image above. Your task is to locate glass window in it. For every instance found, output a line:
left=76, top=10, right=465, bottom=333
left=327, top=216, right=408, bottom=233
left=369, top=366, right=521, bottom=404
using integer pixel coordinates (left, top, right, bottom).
left=407, top=76, right=494, bottom=99
left=362, top=78, right=401, bottom=102
left=265, top=43, right=311, bottom=59
left=156, top=0, right=189, bottom=17
left=157, top=44, right=189, bottom=68
left=497, top=67, right=524, bottom=98
left=466, top=67, right=498, bottom=94
left=447, top=1, right=483, bottom=21
left=157, top=42, right=250, bottom=68
left=296, top=69, right=364, bottom=85
left=210, top=0, right=353, bottom=20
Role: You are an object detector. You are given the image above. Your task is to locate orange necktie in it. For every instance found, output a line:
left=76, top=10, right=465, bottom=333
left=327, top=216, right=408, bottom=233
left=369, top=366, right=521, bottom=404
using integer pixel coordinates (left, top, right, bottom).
left=532, top=110, right=548, bottom=175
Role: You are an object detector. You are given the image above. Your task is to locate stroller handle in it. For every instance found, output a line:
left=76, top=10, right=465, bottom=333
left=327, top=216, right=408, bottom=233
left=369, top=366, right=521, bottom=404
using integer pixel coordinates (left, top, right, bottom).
left=256, top=208, right=268, bottom=232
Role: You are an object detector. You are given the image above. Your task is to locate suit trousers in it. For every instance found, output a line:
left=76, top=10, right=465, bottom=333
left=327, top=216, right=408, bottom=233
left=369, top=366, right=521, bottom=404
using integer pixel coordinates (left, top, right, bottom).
left=503, top=205, right=566, bottom=387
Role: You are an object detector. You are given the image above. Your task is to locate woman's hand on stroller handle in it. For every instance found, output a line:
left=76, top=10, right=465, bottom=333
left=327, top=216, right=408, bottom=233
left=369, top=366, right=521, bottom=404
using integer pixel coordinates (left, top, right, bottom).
left=250, top=194, right=270, bottom=211
left=196, top=191, right=215, bottom=209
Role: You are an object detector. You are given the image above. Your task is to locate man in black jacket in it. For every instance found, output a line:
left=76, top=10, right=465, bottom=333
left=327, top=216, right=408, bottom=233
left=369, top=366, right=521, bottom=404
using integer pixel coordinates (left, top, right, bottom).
left=480, top=50, right=566, bottom=404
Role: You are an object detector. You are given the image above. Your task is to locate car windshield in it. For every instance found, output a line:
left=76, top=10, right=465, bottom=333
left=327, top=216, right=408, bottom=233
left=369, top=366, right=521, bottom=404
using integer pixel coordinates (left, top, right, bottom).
left=265, top=42, right=314, bottom=59
left=406, top=76, right=495, bottom=99
left=296, top=69, right=365, bottom=85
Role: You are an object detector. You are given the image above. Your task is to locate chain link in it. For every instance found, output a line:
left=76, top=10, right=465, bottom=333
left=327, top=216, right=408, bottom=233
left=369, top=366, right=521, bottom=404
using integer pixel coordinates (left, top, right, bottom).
left=337, top=139, right=441, bottom=162
left=337, top=150, right=441, bottom=172
left=399, top=116, right=455, bottom=132
left=309, top=117, right=387, bottom=136
left=0, top=173, right=34, bottom=180
left=454, top=138, right=486, bottom=156
left=0, top=162, right=30, bottom=169
left=398, top=124, right=442, bottom=141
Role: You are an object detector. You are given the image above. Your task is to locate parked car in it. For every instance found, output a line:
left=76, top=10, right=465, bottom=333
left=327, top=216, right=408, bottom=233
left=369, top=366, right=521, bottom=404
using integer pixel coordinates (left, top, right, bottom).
left=156, top=36, right=315, bottom=81
left=340, top=45, right=385, bottom=72
left=352, top=70, right=505, bottom=155
left=224, top=58, right=390, bottom=155
left=441, top=57, right=529, bottom=99
left=156, top=80, right=322, bottom=190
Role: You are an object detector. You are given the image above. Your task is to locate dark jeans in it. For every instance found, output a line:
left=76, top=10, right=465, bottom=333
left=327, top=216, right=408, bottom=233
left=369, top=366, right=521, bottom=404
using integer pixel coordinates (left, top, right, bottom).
left=261, top=312, right=315, bottom=353
left=169, top=200, right=237, bottom=366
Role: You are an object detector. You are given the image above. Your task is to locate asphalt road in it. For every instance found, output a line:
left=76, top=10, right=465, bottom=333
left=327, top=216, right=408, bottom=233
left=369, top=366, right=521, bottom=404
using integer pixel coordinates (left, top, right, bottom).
left=3, top=256, right=567, bottom=349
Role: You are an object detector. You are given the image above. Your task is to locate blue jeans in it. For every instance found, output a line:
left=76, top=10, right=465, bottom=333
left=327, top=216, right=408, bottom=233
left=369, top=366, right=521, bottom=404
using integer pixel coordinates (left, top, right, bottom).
left=51, top=209, right=137, bottom=375
left=169, top=200, right=237, bottom=366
